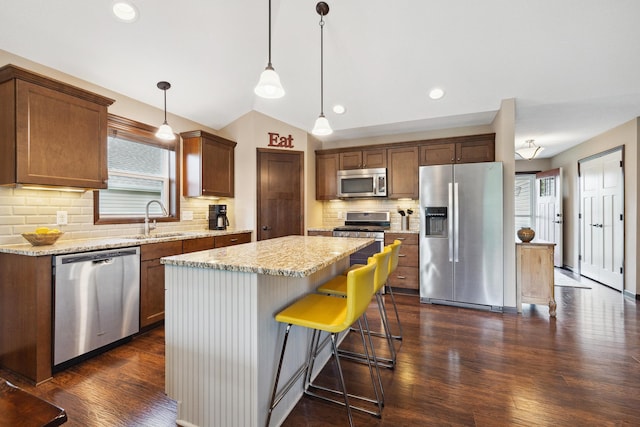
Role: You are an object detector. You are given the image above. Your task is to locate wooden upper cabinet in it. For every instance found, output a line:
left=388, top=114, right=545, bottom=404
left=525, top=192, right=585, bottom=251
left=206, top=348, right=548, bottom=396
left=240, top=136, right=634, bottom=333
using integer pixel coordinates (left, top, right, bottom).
left=316, top=152, right=339, bottom=200
left=0, top=65, right=114, bottom=189
left=339, top=148, right=386, bottom=169
left=182, top=130, right=236, bottom=198
left=387, top=146, right=419, bottom=199
left=420, top=134, right=495, bottom=166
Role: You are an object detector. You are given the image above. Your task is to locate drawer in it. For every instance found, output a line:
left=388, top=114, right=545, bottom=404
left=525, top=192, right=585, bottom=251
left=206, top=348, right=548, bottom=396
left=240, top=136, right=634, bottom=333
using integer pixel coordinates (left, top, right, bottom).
left=215, top=232, right=251, bottom=248
left=141, top=240, right=183, bottom=261
left=388, top=266, right=419, bottom=290
left=182, top=237, right=215, bottom=253
left=385, top=233, right=418, bottom=246
left=397, top=245, right=418, bottom=267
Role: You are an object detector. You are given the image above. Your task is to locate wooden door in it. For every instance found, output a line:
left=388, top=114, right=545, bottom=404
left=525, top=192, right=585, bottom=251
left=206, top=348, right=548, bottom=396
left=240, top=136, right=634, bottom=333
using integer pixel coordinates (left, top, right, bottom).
left=257, top=149, right=304, bottom=241
left=579, top=149, right=624, bottom=290
left=535, top=168, right=563, bottom=267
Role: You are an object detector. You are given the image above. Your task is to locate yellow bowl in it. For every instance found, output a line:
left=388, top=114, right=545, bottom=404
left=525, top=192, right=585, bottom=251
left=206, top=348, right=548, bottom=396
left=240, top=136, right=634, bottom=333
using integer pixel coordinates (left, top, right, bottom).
left=22, top=232, right=64, bottom=246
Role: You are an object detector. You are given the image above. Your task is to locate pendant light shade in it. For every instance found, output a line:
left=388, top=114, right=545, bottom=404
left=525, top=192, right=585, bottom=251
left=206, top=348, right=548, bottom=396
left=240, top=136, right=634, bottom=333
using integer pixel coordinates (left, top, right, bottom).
left=155, top=81, right=176, bottom=141
left=516, top=139, right=544, bottom=160
left=312, top=113, right=332, bottom=136
left=255, top=65, right=285, bottom=99
left=255, top=0, right=285, bottom=99
left=311, top=2, right=332, bottom=136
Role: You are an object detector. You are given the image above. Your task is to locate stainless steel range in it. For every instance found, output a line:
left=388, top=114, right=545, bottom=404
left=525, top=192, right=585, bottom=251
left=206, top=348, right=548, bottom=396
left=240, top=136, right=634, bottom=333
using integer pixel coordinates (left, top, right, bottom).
left=333, top=211, right=389, bottom=266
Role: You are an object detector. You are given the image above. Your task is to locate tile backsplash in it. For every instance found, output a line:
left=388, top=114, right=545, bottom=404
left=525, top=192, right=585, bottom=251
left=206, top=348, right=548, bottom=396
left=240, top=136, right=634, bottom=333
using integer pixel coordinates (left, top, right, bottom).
left=321, top=199, right=420, bottom=232
left=0, top=187, right=230, bottom=245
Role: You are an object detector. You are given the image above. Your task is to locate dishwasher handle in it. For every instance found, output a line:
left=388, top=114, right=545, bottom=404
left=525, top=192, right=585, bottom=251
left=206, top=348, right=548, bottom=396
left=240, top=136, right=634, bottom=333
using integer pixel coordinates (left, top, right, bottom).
left=57, top=248, right=139, bottom=265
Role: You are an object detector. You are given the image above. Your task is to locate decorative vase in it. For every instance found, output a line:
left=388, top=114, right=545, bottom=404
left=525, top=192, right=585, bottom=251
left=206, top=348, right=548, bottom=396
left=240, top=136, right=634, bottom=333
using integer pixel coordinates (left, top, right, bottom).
left=517, top=227, right=535, bottom=243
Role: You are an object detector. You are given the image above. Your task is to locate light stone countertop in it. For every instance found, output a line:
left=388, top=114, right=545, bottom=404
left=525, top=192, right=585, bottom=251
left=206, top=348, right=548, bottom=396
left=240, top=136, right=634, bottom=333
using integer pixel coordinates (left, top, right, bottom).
left=0, top=229, right=253, bottom=256
left=161, top=235, right=375, bottom=278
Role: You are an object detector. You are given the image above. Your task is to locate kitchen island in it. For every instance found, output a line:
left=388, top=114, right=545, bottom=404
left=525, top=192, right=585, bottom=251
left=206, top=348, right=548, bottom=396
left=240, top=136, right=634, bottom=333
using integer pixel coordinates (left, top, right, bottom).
left=161, top=235, right=374, bottom=427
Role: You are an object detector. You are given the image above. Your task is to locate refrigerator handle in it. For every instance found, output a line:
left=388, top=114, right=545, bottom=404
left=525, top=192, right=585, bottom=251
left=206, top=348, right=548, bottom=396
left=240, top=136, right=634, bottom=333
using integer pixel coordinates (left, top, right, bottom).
left=454, top=182, right=459, bottom=262
left=448, top=182, right=454, bottom=262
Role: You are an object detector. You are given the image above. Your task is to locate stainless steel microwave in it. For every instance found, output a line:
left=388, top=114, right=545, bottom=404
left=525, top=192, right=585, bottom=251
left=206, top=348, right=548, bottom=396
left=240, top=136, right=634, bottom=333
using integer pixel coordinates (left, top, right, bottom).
left=337, top=168, right=387, bottom=198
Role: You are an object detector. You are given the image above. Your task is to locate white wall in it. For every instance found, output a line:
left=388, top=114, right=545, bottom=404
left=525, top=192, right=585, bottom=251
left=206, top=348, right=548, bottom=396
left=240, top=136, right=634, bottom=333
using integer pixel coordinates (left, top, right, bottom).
left=550, top=118, right=638, bottom=296
left=222, top=111, right=323, bottom=234
left=492, top=98, right=517, bottom=309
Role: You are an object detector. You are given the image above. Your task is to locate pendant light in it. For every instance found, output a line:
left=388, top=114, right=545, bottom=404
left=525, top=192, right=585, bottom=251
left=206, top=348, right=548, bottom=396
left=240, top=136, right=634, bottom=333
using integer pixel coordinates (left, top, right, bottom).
left=254, top=0, right=285, bottom=99
left=311, top=2, right=332, bottom=136
left=516, top=139, right=544, bottom=160
left=155, top=81, right=176, bottom=141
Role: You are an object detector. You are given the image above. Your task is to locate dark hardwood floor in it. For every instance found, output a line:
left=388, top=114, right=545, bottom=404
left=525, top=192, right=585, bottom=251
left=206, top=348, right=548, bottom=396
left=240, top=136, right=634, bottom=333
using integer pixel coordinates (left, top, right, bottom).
left=2, top=272, right=639, bottom=426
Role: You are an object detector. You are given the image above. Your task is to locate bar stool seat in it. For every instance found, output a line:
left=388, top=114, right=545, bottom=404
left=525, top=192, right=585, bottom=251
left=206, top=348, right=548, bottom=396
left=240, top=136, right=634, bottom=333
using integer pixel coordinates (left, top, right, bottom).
left=266, top=258, right=381, bottom=427
left=318, top=246, right=396, bottom=369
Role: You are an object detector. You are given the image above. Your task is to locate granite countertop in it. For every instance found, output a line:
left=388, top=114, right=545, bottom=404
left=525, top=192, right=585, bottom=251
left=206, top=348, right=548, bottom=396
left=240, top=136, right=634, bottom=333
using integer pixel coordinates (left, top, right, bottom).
left=0, top=229, right=253, bottom=256
left=161, top=235, right=374, bottom=278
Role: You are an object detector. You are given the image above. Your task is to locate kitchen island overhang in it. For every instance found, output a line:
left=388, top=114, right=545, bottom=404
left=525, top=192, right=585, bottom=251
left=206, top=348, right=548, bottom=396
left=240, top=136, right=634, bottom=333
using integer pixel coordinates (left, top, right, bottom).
left=161, top=235, right=375, bottom=427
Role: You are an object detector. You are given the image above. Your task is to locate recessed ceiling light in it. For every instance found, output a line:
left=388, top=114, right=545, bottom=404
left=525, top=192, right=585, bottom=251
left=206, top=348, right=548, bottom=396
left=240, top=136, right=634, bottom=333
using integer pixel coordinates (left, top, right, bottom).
left=112, top=1, right=139, bottom=23
left=429, top=87, right=445, bottom=100
left=333, top=104, right=346, bottom=114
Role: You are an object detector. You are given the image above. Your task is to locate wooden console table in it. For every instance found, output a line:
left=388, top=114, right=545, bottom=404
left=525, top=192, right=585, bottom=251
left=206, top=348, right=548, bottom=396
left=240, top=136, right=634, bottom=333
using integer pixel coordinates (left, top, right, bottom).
left=0, top=378, right=67, bottom=426
left=516, top=241, right=556, bottom=317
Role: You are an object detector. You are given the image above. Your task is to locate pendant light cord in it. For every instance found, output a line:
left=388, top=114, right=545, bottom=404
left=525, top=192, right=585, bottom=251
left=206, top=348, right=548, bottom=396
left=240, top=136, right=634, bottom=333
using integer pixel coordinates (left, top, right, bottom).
left=319, top=12, right=325, bottom=116
left=267, top=0, right=273, bottom=67
left=163, top=88, right=168, bottom=124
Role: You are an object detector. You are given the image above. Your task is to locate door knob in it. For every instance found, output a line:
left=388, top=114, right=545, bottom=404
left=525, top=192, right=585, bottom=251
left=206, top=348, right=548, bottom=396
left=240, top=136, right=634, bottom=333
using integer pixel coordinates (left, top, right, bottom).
left=262, top=226, right=271, bottom=231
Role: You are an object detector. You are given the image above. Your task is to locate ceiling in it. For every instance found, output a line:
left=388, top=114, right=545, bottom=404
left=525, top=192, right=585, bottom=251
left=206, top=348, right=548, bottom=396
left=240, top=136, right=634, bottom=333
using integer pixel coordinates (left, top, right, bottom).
left=2, top=1, right=640, bottom=158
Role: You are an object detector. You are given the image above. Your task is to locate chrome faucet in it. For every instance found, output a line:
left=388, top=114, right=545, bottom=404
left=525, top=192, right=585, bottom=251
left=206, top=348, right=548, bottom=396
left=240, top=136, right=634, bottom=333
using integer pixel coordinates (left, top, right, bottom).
left=144, top=200, right=168, bottom=236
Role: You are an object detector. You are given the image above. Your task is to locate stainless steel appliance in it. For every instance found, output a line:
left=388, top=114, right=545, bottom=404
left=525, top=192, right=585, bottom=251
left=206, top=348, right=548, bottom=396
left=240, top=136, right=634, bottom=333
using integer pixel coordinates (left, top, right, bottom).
left=337, top=168, right=387, bottom=198
left=419, top=162, right=504, bottom=311
left=209, top=204, right=229, bottom=230
left=53, top=247, right=140, bottom=367
left=333, top=211, right=389, bottom=265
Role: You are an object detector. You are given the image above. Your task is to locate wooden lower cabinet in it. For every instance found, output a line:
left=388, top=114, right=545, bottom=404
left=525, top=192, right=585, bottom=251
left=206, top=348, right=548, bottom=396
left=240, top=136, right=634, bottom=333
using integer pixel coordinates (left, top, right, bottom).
left=0, top=253, right=53, bottom=384
left=140, top=232, right=252, bottom=329
left=215, top=232, right=251, bottom=248
left=140, top=241, right=183, bottom=329
left=516, top=242, right=556, bottom=317
left=385, top=233, right=419, bottom=292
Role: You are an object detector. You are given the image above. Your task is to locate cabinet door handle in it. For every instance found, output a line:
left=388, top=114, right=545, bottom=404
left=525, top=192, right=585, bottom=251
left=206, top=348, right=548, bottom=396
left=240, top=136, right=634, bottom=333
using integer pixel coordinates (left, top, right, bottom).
left=397, top=237, right=406, bottom=241
left=230, top=238, right=238, bottom=242
left=397, top=275, right=407, bottom=280
left=398, top=254, right=407, bottom=257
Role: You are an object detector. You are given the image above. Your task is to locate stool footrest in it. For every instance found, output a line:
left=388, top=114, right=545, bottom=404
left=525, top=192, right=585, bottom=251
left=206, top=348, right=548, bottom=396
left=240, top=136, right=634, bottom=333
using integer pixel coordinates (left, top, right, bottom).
left=305, top=385, right=383, bottom=418
left=338, top=348, right=395, bottom=369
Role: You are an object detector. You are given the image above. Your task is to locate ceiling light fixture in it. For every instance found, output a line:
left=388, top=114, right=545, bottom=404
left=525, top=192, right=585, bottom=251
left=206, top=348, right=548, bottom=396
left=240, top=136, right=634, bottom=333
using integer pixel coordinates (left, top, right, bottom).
left=516, top=139, right=544, bottom=160
left=429, top=87, right=445, bottom=100
left=112, top=1, right=139, bottom=23
left=333, top=104, right=346, bottom=115
left=254, top=0, right=285, bottom=99
left=155, top=81, right=176, bottom=141
left=311, top=2, right=332, bottom=136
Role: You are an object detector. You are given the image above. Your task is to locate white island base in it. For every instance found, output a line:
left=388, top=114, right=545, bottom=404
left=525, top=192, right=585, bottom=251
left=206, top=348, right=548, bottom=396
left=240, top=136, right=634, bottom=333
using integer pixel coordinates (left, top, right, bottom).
left=162, top=236, right=374, bottom=427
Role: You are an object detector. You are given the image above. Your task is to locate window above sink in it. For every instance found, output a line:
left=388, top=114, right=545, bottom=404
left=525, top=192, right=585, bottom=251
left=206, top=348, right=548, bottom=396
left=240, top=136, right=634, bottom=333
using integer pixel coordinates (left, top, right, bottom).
left=93, top=114, right=180, bottom=225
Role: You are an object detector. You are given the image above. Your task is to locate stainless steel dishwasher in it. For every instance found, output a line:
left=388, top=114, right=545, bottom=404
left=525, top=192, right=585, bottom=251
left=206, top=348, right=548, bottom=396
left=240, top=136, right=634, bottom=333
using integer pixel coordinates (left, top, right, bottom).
left=53, top=247, right=140, bottom=367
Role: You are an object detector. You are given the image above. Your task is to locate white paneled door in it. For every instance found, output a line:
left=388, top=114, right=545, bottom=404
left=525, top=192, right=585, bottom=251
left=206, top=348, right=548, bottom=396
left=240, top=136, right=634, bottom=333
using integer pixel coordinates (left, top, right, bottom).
left=535, top=168, right=563, bottom=267
left=579, top=149, right=624, bottom=291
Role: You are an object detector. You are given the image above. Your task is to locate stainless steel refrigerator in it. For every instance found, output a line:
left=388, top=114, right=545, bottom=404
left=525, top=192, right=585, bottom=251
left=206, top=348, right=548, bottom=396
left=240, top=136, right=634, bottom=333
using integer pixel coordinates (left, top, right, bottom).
left=419, top=162, right=504, bottom=311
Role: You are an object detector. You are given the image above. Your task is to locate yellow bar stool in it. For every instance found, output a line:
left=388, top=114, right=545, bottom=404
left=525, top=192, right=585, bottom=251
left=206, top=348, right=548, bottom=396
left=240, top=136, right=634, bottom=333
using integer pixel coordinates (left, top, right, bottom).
left=266, top=258, right=382, bottom=427
left=317, top=246, right=396, bottom=370
left=385, top=240, right=404, bottom=341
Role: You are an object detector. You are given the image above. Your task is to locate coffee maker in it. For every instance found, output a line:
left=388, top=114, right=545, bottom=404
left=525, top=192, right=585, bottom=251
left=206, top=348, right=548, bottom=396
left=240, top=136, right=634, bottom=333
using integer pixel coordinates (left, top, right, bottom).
left=209, top=204, right=229, bottom=230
